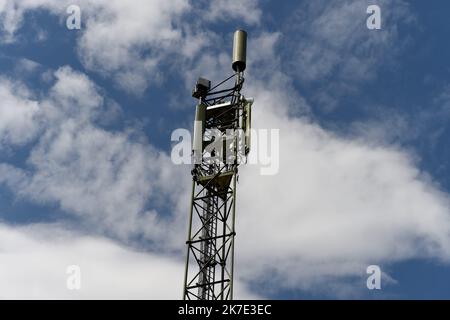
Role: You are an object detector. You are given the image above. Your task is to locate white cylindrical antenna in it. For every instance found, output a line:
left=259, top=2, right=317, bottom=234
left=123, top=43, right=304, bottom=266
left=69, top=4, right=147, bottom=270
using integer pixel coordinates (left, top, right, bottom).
left=232, top=30, right=247, bottom=72
left=192, top=103, right=206, bottom=163
left=243, top=98, right=253, bottom=155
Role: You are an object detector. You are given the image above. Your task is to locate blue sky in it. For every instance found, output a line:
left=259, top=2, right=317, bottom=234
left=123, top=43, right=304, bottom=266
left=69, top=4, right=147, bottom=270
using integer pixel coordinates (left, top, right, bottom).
left=0, top=0, right=450, bottom=299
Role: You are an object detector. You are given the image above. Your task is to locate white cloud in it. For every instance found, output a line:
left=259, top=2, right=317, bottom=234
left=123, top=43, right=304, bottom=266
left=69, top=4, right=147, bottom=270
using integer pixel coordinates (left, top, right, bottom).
left=0, top=66, right=190, bottom=248
left=286, top=0, right=412, bottom=82
left=232, top=70, right=450, bottom=296
left=14, top=58, right=41, bottom=73
left=0, top=223, right=181, bottom=299
left=0, top=0, right=261, bottom=94
left=198, top=0, right=262, bottom=25
left=76, top=0, right=190, bottom=94
left=0, top=0, right=191, bottom=93
left=0, top=0, right=64, bottom=41
left=0, top=223, right=259, bottom=299
left=1, top=0, right=450, bottom=300
left=0, top=77, right=41, bottom=147
left=283, top=0, right=414, bottom=111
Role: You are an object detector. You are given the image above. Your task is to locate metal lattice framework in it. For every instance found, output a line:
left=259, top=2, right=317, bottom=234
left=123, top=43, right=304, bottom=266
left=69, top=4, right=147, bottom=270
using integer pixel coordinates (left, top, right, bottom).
left=183, top=71, right=251, bottom=300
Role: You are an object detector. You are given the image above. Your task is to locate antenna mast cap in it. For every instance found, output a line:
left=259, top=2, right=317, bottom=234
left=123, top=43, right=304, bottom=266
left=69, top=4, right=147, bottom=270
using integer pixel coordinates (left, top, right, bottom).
left=232, top=30, right=247, bottom=72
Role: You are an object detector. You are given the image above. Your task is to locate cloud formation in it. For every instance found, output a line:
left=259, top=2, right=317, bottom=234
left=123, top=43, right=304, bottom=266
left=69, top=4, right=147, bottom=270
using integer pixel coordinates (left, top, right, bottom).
left=0, top=0, right=449, bottom=299
left=0, top=223, right=182, bottom=299
left=0, top=0, right=263, bottom=94
left=0, top=77, right=40, bottom=146
left=237, top=78, right=450, bottom=294
left=0, top=66, right=189, bottom=247
left=283, top=0, right=414, bottom=111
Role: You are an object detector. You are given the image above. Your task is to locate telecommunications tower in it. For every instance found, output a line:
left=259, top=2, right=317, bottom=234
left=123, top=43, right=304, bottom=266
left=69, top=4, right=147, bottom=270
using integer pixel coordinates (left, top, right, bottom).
left=183, top=30, right=253, bottom=300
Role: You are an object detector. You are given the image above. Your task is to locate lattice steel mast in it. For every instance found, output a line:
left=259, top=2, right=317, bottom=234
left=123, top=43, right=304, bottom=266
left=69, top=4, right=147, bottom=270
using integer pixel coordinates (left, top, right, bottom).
left=183, top=30, right=253, bottom=300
